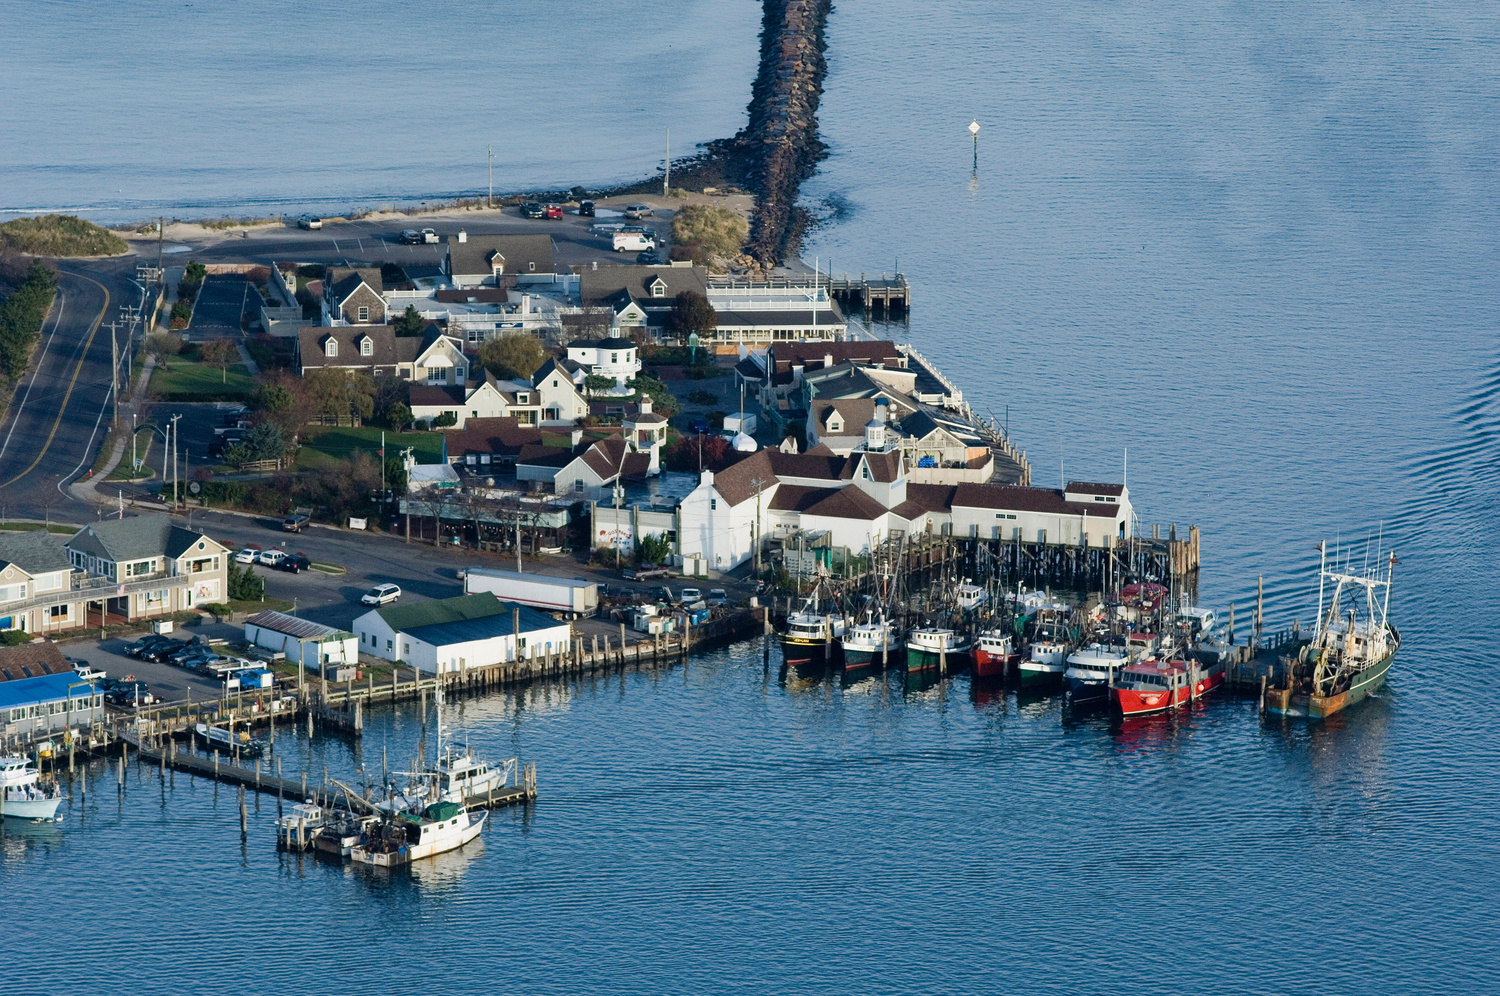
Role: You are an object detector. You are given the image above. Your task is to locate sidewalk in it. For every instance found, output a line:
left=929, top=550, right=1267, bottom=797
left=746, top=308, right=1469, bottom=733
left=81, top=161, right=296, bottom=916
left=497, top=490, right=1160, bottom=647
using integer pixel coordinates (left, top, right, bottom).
left=69, top=353, right=157, bottom=508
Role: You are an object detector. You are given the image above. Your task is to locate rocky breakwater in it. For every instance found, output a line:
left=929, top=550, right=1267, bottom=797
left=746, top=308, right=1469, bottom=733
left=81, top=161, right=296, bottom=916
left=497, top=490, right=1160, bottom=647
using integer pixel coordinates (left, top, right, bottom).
left=726, top=0, right=833, bottom=265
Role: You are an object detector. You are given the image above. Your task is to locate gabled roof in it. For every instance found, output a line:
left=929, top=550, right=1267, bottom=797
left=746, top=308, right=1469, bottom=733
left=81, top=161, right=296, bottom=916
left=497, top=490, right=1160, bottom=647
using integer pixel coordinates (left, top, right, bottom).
left=516, top=444, right=573, bottom=469
left=297, top=325, right=422, bottom=370
left=767, top=485, right=836, bottom=513
left=768, top=340, right=901, bottom=373
left=953, top=484, right=1125, bottom=519
left=65, top=515, right=223, bottom=563
left=0, top=642, right=71, bottom=683
left=856, top=449, right=903, bottom=483
left=812, top=398, right=876, bottom=431
left=574, top=437, right=649, bottom=481
left=447, top=235, right=555, bottom=277
left=409, top=384, right=468, bottom=407
left=372, top=592, right=508, bottom=632
left=579, top=265, right=709, bottom=309
left=567, top=336, right=636, bottom=351
left=445, top=417, right=542, bottom=456
left=1067, top=481, right=1126, bottom=497
left=244, top=610, right=349, bottom=642
left=767, top=450, right=853, bottom=483
left=710, top=449, right=776, bottom=506
left=533, top=357, right=583, bottom=388
left=0, top=529, right=72, bottom=576
left=404, top=602, right=563, bottom=647
left=325, top=267, right=383, bottom=305
left=803, top=486, right=886, bottom=522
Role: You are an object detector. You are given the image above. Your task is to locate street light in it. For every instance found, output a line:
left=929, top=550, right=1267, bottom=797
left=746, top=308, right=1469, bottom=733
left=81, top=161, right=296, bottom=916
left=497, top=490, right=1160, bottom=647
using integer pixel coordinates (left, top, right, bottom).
left=968, top=120, right=980, bottom=171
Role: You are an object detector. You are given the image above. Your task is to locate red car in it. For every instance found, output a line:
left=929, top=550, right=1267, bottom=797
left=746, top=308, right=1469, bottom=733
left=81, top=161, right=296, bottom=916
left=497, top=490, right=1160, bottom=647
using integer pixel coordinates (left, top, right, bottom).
left=545, top=203, right=563, bottom=219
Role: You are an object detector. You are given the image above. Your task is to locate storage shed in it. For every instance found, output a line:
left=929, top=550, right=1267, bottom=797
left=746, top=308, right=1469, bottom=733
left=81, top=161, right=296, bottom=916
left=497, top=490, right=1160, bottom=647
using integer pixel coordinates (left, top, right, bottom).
left=243, top=610, right=357, bottom=676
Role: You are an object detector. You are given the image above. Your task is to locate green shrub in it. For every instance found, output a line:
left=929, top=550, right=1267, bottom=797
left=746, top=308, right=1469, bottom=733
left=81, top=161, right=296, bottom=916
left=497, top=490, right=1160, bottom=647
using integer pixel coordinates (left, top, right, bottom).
left=669, top=205, right=747, bottom=265
left=432, top=411, right=457, bottom=428
left=0, top=259, right=57, bottom=378
left=0, top=215, right=128, bottom=257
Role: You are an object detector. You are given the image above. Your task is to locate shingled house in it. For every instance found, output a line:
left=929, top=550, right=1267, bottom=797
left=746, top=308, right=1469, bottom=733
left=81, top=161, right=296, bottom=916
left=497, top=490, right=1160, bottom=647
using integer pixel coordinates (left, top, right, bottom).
left=445, top=233, right=555, bottom=288
left=322, top=267, right=386, bottom=325
left=579, top=265, right=709, bottom=336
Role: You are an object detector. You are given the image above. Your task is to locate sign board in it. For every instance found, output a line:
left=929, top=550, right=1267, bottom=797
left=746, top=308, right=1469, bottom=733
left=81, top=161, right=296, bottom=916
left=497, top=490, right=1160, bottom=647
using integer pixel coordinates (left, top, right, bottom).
left=348, top=517, right=368, bottom=530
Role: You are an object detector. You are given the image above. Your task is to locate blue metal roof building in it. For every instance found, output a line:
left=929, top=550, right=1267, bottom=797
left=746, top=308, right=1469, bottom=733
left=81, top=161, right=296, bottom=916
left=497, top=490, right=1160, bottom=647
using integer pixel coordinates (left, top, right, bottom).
left=1, top=670, right=103, bottom=744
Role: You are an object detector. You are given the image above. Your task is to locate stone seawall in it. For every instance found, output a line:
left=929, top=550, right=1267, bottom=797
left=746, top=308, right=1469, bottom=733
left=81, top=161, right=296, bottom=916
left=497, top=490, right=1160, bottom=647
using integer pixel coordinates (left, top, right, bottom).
left=726, top=0, right=833, bottom=265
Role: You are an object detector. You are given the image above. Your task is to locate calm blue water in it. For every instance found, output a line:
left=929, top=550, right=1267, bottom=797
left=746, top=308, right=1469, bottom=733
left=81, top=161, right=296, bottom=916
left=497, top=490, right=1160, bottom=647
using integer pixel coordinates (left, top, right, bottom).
left=7, top=1, right=1500, bottom=992
left=0, top=0, right=761, bottom=221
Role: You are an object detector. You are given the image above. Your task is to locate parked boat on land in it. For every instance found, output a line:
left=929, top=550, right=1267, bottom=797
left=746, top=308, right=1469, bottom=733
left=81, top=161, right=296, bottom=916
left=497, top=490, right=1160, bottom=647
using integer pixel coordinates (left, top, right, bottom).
left=841, top=613, right=902, bottom=671
left=1113, top=655, right=1225, bottom=716
left=1063, top=641, right=1130, bottom=706
left=1265, top=547, right=1400, bottom=720
left=906, top=627, right=972, bottom=673
left=0, top=756, right=62, bottom=821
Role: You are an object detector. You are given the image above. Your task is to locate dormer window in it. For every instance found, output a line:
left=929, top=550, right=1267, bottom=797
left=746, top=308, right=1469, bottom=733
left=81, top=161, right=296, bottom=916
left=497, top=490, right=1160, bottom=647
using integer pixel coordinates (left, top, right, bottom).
left=517, top=392, right=529, bottom=404
left=360, top=338, right=373, bottom=356
left=650, top=280, right=666, bottom=298
left=357, top=306, right=369, bottom=323
left=325, top=339, right=338, bottom=357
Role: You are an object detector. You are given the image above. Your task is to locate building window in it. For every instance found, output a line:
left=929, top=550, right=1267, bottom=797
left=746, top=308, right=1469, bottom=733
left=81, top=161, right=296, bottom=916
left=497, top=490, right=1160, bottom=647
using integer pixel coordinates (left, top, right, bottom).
left=325, top=340, right=337, bottom=357
left=386, top=639, right=393, bottom=651
left=361, top=339, right=373, bottom=356
left=528, top=261, right=535, bottom=272
left=710, top=499, right=717, bottom=510
left=49, top=605, right=69, bottom=620
left=456, top=367, right=465, bottom=380
left=610, top=353, right=618, bottom=364
left=357, top=306, right=370, bottom=323
left=652, top=284, right=665, bottom=298
left=0, top=583, right=24, bottom=604
left=517, top=393, right=528, bottom=404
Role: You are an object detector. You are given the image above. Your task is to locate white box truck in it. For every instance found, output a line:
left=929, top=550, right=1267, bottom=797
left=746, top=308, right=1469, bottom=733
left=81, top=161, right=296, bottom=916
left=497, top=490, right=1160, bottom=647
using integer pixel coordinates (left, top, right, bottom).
left=464, top=567, right=598, bottom=618
left=724, top=411, right=757, bottom=436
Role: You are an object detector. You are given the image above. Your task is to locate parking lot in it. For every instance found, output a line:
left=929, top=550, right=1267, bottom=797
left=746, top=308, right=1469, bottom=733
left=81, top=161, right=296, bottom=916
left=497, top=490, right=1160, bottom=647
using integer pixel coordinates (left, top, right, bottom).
left=186, top=274, right=250, bottom=340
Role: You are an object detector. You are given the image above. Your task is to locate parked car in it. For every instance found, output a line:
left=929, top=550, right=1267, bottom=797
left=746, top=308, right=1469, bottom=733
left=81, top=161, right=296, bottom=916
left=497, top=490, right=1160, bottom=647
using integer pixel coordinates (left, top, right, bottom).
left=122, top=635, right=171, bottom=658
left=297, top=214, right=322, bottom=230
left=400, top=229, right=423, bottom=244
left=361, top=583, right=402, bottom=606
left=234, top=548, right=257, bottom=564
left=258, top=549, right=286, bottom=566
left=578, top=200, right=595, bottom=217
left=143, top=640, right=187, bottom=662
left=107, top=683, right=155, bottom=707
left=421, top=227, right=438, bottom=243
left=279, top=554, right=311, bottom=573
left=688, top=416, right=710, bottom=433
left=612, top=231, right=656, bottom=253
left=544, top=203, right=563, bottom=219
left=520, top=202, right=546, bottom=219
left=707, top=589, right=728, bottom=606
left=637, top=251, right=662, bottom=265
left=624, top=204, right=653, bottom=219
left=169, top=644, right=215, bottom=664
left=282, top=513, right=310, bottom=532
left=679, top=587, right=703, bottom=605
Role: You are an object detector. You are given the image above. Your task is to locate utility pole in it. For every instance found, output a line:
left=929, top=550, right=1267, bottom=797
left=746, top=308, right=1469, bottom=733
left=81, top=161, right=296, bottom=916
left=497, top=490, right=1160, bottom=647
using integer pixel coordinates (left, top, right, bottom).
left=663, top=127, right=670, bottom=197
left=170, top=414, right=181, bottom=510
left=156, top=217, right=165, bottom=275
left=487, top=145, right=493, bottom=209
left=107, top=321, right=120, bottom=426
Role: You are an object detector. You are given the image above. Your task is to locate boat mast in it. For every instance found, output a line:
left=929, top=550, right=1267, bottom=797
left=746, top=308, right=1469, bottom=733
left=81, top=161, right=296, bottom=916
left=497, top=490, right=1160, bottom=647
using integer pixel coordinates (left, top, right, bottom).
left=1381, top=551, right=1396, bottom=627
left=1315, top=541, right=1326, bottom=634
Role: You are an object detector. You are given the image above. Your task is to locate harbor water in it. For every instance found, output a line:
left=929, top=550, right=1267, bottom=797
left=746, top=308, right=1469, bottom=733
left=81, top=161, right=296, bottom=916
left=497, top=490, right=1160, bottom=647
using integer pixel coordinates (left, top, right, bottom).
left=6, top=1, right=1500, bottom=992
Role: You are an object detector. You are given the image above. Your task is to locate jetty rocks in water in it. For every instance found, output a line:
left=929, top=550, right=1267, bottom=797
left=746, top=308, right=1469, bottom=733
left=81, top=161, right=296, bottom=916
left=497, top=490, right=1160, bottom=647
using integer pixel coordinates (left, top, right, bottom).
left=726, top=0, right=833, bottom=265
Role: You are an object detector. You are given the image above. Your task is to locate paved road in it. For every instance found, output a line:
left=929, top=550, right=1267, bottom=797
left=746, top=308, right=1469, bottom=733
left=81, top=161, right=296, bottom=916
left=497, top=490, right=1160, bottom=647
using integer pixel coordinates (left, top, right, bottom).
left=0, top=260, right=149, bottom=519
left=185, top=274, right=249, bottom=340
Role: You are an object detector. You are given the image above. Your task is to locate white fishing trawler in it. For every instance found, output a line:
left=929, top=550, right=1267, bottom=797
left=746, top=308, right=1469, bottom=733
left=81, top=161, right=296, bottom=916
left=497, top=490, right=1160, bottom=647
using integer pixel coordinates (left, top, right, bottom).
left=840, top=612, right=902, bottom=671
left=1, top=756, right=63, bottom=821
left=1265, top=546, right=1400, bottom=720
left=276, top=802, right=327, bottom=850
left=350, top=801, right=487, bottom=868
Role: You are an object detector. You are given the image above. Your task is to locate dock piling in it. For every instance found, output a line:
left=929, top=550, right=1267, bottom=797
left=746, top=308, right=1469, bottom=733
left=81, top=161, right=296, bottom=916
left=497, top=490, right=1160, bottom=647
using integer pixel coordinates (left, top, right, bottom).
left=238, top=785, right=247, bottom=838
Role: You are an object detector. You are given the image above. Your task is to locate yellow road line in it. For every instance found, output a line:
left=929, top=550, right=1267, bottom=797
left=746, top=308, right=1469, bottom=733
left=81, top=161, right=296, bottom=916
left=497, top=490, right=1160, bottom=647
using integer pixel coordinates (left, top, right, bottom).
left=0, top=270, right=110, bottom=489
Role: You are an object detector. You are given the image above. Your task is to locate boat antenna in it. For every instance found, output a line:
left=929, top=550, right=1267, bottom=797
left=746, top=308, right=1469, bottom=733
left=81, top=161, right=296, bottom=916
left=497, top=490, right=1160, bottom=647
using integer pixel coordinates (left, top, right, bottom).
left=1315, top=540, right=1326, bottom=631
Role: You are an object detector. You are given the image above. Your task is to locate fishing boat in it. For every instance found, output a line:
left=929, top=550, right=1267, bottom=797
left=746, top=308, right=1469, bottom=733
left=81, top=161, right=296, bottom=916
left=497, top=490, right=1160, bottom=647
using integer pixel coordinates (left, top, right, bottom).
left=840, top=613, right=902, bottom=672
left=1063, top=641, right=1130, bottom=706
left=1018, top=612, right=1070, bottom=691
left=906, top=627, right=972, bottom=673
left=350, top=801, right=487, bottom=868
left=314, top=811, right=380, bottom=859
left=1112, top=655, right=1225, bottom=716
left=0, top=756, right=62, bottom=821
left=973, top=628, right=1020, bottom=679
left=431, top=746, right=516, bottom=806
left=276, top=801, right=327, bottom=850
left=194, top=722, right=268, bottom=758
left=779, top=593, right=847, bottom=670
left=1265, top=547, right=1400, bottom=720
left=956, top=583, right=990, bottom=612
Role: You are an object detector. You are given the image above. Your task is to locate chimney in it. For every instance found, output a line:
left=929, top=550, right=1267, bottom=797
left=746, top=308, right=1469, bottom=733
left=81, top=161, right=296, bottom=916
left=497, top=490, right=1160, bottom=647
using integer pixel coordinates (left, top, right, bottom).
left=591, top=260, right=598, bottom=270
left=792, top=362, right=805, bottom=384
left=571, top=427, right=583, bottom=448
left=823, top=352, right=834, bottom=368
left=457, top=230, right=467, bottom=243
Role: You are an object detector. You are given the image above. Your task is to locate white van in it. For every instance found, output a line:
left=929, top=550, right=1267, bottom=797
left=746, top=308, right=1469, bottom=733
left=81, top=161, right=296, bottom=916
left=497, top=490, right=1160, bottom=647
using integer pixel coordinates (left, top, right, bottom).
left=613, top=231, right=656, bottom=252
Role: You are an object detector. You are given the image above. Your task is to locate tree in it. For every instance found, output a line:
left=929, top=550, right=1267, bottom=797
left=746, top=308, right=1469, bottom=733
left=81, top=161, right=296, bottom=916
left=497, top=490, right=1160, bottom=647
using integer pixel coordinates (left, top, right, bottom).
left=664, top=433, right=731, bottom=472
left=432, top=411, right=457, bottom=428
left=383, top=457, right=408, bottom=498
left=305, top=368, right=375, bottom=423
left=627, top=374, right=679, bottom=417
left=478, top=332, right=546, bottom=380
left=228, top=560, right=265, bottom=602
left=198, top=339, right=236, bottom=383
left=372, top=372, right=407, bottom=416
left=242, top=422, right=284, bottom=462
left=254, top=373, right=310, bottom=437
left=583, top=373, right=615, bottom=397
left=144, top=331, right=183, bottom=370
left=635, top=532, right=672, bottom=566
left=393, top=304, right=425, bottom=336
left=383, top=402, right=412, bottom=430
left=668, top=291, right=717, bottom=341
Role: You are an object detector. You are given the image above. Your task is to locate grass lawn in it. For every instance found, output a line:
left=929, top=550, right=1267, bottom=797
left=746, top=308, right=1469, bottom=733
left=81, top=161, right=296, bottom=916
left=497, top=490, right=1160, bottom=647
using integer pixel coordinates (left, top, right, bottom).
left=0, top=523, right=78, bottom=535
left=149, top=358, right=254, bottom=398
left=296, top=426, right=445, bottom=469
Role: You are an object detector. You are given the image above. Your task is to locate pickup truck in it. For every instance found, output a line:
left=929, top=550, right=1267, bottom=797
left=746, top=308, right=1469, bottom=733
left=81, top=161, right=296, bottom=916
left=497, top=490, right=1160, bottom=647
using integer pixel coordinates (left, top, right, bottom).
left=282, top=513, right=311, bottom=532
left=623, top=564, right=671, bottom=581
